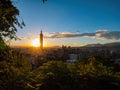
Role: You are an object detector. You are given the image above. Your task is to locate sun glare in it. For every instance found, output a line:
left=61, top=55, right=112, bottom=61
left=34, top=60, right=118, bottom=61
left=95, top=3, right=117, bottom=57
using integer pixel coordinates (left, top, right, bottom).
left=31, top=38, right=40, bottom=47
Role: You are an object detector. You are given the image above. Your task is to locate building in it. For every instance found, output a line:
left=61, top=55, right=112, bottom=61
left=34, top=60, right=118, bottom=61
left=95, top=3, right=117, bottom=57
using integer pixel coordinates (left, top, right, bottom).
left=67, top=54, right=78, bottom=62
left=40, top=30, right=43, bottom=50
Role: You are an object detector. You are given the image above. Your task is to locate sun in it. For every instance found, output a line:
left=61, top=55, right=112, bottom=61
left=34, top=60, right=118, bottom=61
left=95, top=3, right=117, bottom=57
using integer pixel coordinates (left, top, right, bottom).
left=31, top=38, right=40, bottom=47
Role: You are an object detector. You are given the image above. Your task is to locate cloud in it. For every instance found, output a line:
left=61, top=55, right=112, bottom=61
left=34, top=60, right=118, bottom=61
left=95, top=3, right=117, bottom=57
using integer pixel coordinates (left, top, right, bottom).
left=44, top=30, right=120, bottom=40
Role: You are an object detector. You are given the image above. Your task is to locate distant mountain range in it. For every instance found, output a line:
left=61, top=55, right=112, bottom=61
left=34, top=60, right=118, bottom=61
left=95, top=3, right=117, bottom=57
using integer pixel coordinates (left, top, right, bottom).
left=83, top=42, right=120, bottom=48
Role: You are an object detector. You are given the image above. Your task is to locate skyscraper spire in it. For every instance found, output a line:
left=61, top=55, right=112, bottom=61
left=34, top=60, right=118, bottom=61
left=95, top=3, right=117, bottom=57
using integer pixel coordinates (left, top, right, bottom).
left=40, top=30, right=43, bottom=50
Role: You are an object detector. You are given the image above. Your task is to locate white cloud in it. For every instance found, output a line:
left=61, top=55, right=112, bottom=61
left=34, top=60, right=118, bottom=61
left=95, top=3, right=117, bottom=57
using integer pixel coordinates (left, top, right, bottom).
left=44, top=30, right=120, bottom=40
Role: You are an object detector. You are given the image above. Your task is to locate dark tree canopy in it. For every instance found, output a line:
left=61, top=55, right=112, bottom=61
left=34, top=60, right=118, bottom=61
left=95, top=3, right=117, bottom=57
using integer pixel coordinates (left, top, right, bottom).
left=0, top=0, right=46, bottom=40
left=0, top=0, right=25, bottom=40
left=42, top=0, right=47, bottom=3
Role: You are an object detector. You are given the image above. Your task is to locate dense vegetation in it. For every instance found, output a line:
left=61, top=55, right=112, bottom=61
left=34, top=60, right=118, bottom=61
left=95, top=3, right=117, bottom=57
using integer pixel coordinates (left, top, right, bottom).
left=0, top=45, right=120, bottom=90
left=0, top=0, right=120, bottom=90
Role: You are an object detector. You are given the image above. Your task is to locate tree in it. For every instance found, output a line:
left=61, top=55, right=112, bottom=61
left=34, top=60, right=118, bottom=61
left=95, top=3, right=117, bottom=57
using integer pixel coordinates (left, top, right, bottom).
left=42, top=0, right=47, bottom=3
left=0, top=0, right=25, bottom=40
left=0, top=0, right=46, bottom=40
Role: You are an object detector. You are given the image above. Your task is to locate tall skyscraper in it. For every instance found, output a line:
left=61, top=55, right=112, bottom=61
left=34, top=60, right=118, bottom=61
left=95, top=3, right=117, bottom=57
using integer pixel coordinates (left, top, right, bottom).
left=40, top=30, right=43, bottom=50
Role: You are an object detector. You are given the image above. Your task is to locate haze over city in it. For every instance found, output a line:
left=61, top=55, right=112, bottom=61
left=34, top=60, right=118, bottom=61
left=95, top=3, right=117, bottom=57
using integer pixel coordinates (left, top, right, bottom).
left=1, top=0, right=120, bottom=89
left=11, top=0, right=120, bottom=47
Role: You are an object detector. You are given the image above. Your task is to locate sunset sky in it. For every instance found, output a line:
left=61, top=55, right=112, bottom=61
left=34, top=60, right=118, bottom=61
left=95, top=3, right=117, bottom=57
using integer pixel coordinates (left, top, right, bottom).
left=11, top=0, right=120, bottom=47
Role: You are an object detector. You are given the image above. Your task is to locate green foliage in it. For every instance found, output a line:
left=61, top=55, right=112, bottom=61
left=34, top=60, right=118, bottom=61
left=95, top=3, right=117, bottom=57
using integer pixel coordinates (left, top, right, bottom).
left=27, top=61, right=72, bottom=90
left=26, top=59, right=120, bottom=90
left=0, top=53, right=120, bottom=89
left=0, top=38, right=8, bottom=51
left=0, top=0, right=120, bottom=89
left=0, top=0, right=25, bottom=40
left=42, top=0, right=47, bottom=3
left=0, top=47, right=32, bottom=90
left=0, top=0, right=46, bottom=40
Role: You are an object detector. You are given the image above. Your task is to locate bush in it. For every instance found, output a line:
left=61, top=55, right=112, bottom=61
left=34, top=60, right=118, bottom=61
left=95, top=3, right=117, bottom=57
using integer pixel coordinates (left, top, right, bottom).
left=0, top=46, right=32, bottom=90
left=27, top=60, right=120, bottom=90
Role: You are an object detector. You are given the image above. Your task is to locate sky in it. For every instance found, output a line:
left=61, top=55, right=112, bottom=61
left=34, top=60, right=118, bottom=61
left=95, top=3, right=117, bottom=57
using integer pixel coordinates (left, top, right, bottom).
left=11, top=0, right=120, bottom=47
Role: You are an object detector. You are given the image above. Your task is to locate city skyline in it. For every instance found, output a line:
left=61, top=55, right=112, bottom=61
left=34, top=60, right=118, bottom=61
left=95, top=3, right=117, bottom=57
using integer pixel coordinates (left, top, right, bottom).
left=10, top=0, right=120, bottom=47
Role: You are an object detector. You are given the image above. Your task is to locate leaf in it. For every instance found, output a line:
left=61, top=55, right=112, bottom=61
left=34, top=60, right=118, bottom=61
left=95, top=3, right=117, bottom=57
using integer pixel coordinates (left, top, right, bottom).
left=27, top=83, right=35, bottom=89
left=42, top=0, right=47, bottom=3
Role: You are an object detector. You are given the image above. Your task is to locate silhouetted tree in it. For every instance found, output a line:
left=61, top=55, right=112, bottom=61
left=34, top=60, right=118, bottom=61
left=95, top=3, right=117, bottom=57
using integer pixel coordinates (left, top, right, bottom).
left=42, top=0, right=47, bottom=3
left=0, top=0, right=46, bottom=40
left=0, top=0, right=25, bottom=40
